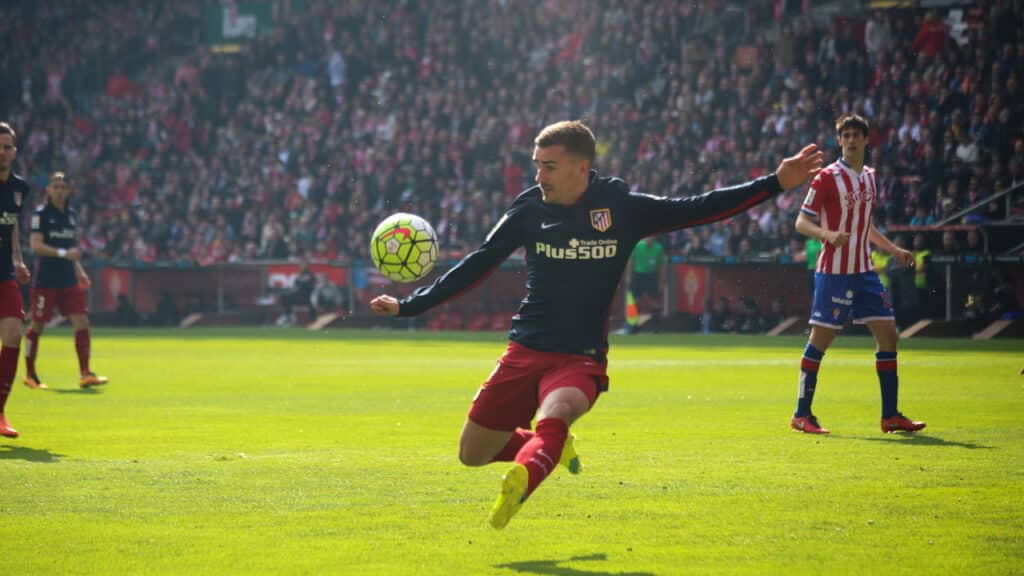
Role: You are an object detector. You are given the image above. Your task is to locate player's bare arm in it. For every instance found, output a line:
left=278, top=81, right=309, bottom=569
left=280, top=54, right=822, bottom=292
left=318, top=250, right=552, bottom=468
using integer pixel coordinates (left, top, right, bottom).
left=775, top=144, right=824, bottom=190
left=869, top=225, right=914, bottom=267
left=795, top=212, right=850, bottom=247
left=12, top=221, right=29, bottom=284
left=75, top=261, right=91, bottom=288
left=30, top=231, right=82, bottom=261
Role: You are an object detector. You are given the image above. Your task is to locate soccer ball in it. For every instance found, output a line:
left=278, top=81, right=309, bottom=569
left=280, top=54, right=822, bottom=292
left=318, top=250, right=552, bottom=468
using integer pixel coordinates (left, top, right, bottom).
left=370, top=213, right=439, bottom=283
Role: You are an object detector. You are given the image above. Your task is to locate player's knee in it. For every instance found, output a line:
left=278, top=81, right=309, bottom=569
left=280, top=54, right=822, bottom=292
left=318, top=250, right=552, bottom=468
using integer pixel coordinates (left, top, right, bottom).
left=458, top=445, right=491, bottom=467
left=539, top=401, right=581, bottom=424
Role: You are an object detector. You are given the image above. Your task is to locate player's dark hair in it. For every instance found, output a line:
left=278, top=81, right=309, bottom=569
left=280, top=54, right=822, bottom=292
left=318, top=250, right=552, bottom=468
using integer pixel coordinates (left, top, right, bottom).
left=835, top=113, right=869, bottom=137
left=0, top=122, right=16, bottom=144
left=534, top=120, right=596, bottom=162
left=47, top=171, right=70, bottom=209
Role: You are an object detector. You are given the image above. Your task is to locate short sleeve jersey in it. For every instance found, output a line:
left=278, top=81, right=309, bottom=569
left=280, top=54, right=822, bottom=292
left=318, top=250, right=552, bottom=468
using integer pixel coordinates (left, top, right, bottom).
left=801, top=160, right=876, bottom=275
left=0, top=173, right=30, bottom=281
left=31, top=202, right=80, bottom=288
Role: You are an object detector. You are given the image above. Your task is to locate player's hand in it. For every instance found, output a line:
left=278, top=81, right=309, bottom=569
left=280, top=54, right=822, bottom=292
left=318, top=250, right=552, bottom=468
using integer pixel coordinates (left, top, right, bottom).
left=78, top=270, right=92, bottom=288
left=823, top=230, right=850, bottom=247
left=66, top=247, right=83, bottom=261
left=775, top=144, right=824, bottom=190
left=370, top=295, right=400, bottom=316
left=893, top=248, right=915, bottom=268
left=14, top=263, right=30, bottom=284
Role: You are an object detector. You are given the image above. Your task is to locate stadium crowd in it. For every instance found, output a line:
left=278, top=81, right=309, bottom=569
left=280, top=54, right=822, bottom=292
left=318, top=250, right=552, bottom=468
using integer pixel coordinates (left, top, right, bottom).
left=2, top=0, right=1023, bottom=268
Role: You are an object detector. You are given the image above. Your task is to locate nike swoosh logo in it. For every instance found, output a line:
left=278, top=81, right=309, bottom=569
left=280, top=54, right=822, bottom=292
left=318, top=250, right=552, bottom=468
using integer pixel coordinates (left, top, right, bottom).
left=541, top=222, right=561, bottom=230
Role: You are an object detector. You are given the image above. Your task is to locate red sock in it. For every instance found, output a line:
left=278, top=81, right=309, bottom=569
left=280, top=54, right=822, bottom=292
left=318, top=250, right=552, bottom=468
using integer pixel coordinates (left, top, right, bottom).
left=514, top=418, right=568, bottom=497
left=75, top=329, right=90, bottom=375
left=0, top=346, right=19, bottom=413
left=24, top=328, right=39, bottom=377
left=490, top=428, right=534, bottom=463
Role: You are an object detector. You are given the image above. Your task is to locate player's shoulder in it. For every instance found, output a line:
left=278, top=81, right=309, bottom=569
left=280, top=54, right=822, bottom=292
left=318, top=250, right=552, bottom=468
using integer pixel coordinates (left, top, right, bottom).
left=33, top=202, right=52, bottom=216
left=593, top=174, right=629, bottom=196
left=812, top=163, right=843, bottom=185
left=512, top=185, right=542, bottom=204
left=6, top=172, right=31, bottom=192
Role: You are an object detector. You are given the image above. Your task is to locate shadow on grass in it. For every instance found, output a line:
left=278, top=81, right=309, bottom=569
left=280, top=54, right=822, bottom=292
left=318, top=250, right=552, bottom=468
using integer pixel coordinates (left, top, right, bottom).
left=495, top=553, right=655, bottom=576
left=835, top=433, right=992, bottom=450
left=0, top=445, right=64, bottom=462
left=49, top=386, right=103, bottom=395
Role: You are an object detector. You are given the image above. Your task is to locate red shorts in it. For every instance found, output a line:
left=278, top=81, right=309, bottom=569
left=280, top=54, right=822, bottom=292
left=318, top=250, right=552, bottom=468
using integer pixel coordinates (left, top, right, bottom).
left=30, top=285, right=88, bottom=322
left=468, top=341, right=608, bottom=431
left=0, top=280, right=25, bottom=320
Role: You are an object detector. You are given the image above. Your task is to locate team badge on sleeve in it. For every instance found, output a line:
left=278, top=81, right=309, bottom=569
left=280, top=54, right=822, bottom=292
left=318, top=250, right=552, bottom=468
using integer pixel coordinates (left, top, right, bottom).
left=30, top=214, right=40, bottom=230
left=14, top=191, right=22, bottom=207
left=590, top=209, right=612, bottom=232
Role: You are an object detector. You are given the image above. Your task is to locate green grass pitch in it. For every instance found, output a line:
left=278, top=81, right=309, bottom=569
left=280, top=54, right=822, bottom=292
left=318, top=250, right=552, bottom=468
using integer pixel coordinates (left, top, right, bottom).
left=1, top=328, right=1021, bottom=575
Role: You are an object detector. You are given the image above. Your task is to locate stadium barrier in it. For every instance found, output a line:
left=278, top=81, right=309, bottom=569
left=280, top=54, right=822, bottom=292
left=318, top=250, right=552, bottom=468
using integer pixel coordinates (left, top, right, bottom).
left=58, top=256, right=1022, bottom=337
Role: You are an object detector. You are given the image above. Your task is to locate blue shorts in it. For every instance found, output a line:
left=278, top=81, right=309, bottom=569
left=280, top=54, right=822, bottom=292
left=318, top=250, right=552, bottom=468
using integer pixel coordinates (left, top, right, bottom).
left=809, top=272, right=894, bottom=329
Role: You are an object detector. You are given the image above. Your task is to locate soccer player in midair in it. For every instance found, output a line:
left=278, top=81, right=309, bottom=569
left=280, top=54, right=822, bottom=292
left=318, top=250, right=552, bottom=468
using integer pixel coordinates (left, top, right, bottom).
left=23, top=172, right=108, bottom=390
left=790, top=113, right=925, bottom=435
left=0, top=122, right=32, bottom=438
left=371, top=121, right=823, bottom=528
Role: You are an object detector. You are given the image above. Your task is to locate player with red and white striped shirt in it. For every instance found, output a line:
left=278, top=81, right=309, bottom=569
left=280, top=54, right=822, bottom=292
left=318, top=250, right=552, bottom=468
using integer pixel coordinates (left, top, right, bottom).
left=790, top=113, right=926, bottom=435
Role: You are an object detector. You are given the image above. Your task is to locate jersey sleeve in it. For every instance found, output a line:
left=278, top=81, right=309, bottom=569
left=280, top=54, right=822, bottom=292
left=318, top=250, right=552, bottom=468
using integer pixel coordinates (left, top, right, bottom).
left=800, top=172, right=831, bottom=219
left=625, top=174, right=783, bottom=238
left=397, top=199, right=526, bottom=317
left=29, top=209, right=43, bottom=234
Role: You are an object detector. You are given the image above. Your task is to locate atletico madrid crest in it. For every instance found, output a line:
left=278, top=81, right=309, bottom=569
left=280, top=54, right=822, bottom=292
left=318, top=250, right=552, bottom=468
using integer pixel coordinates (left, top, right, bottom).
left=590, top=208, right=611, bottom=232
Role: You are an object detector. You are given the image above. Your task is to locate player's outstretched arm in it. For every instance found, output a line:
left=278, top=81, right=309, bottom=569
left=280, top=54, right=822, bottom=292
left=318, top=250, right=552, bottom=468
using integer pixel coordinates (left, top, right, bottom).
left=625, top=144, right=822, bottom=238
left=370, top=295, right=400, bottom=316
left=775, top=144, right=824, bottom=190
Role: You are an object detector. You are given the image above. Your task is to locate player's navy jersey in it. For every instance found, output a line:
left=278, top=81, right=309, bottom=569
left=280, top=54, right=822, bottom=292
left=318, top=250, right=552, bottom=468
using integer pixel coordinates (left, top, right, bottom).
left=30, top=202, right=79, bottom=288
left=0, top=173, right=30, bottom=281
left=399, top=171, right=783, bottom=360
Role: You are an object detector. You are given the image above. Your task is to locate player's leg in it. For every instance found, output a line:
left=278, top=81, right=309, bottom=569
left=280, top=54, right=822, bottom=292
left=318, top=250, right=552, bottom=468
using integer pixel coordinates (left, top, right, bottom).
left=65, top=287, right=107, bottom=388
left=71, top=313, right=106, bottom=387
left=855, top=273, right=925, bottom=433
left=458, top=419, right=515, bottom=467
left=23, top=319, right=45, bottom=389
left=460, top=342, right=540, bottom=466
left=489, top=386, right=592, bottom=530
left=0, top=291, right=24, bottom=438
left=792, top=273, right=847, bottom=434
left=867, top=320, right=925, bottom=432
left=489, top=364, right=600, bottom=529
left=24, top=288, right=51, bottom=389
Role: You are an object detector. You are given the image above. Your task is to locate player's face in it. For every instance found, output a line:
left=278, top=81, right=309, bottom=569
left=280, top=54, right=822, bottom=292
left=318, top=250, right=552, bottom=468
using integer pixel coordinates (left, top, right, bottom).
left=532, top=145, right=589, bottom=205
left=837, top=127, right=867, bottom=162
left=47, top=179, right=70, bottom=205
left=0, top=134, right=16, bottom=173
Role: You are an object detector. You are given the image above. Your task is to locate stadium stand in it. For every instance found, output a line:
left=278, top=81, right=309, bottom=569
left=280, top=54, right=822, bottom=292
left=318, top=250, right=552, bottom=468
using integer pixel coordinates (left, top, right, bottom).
left=2, top=0, right=1021, bottom=330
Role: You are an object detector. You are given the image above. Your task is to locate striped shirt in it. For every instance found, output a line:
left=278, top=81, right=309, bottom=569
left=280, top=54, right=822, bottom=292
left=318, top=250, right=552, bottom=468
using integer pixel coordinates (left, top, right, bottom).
left=800, top=160, right=876, bottom=275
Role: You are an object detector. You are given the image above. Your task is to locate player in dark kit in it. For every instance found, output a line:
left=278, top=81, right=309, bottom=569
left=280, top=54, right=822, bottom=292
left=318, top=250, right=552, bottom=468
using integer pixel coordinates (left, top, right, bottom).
left=370, top=121, right=823, bottom=528
left=23, top=172, right=108, bottom=390
left=0, top=122, right=32, bottom=438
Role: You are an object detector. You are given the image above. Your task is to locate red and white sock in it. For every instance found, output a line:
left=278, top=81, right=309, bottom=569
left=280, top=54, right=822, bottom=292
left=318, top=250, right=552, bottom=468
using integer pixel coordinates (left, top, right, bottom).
left=514, top=418, right=568, bottom=497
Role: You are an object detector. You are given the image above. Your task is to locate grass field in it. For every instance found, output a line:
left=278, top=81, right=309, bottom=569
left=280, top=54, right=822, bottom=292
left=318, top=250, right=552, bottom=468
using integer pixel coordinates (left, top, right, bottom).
left=1, top=328, right=1021, bottom=575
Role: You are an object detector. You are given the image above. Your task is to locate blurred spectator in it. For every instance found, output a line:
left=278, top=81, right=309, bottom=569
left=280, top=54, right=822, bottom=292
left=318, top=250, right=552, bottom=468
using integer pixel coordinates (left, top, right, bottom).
left=149, top=289, right=181, bottom=326
left=1, top=0, right=1019, bottom=280
left=113, top=293, right=140, bottom=326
